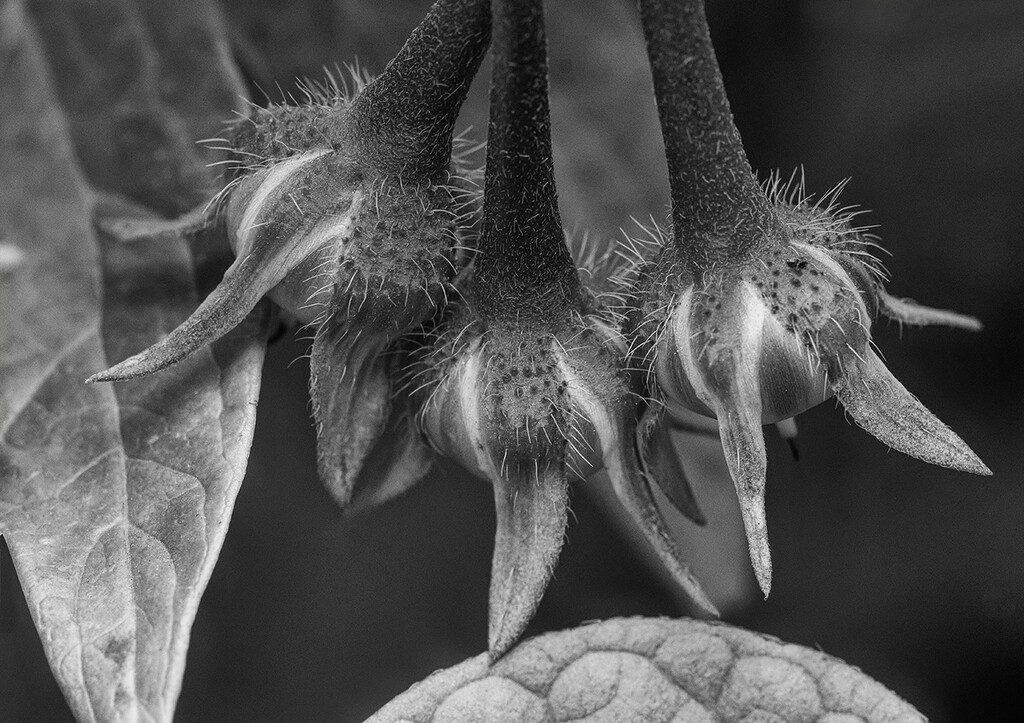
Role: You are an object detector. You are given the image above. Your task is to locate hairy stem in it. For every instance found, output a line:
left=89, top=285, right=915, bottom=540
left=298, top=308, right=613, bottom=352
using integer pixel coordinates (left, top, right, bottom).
left=638, top=0, right=776, bottom=268
left=474, top=0, right=579, bottom=321
left=351, top=0, right=491, bottom=177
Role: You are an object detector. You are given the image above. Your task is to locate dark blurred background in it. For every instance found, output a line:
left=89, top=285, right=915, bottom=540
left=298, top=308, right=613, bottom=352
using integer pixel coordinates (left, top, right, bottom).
left=3, top=0, right=1022, bottom=720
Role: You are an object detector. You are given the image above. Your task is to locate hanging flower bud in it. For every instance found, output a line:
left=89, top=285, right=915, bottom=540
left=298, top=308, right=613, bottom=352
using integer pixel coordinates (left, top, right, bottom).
left=88, top=0, right=491, bottom=509
left=414, top=0, right=716, bottom=662
left=629, top=0, right=990, bottom=597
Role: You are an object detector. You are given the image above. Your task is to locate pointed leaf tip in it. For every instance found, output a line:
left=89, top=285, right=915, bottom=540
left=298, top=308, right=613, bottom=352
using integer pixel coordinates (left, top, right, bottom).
left=837, top=349, right=991, bottom=476
left=488, top=458, right=570, bottom=660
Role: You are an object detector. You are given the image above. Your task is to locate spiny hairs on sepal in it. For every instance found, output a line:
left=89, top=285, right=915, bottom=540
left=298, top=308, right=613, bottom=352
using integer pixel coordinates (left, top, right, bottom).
left=764, top=170, right=983, bottom=333
left=410, top=0, right=716, bottom=663
left=88, top=0, right=493, bottom=516
left=627, top=0, right=990, bottom=598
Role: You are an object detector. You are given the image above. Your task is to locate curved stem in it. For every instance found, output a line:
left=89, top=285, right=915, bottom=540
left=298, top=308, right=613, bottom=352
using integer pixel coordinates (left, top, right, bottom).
left=638, top=0, right=776, bottom=267
left=474, top=0, right=579, bottom=321
left=351, top=0, right=491, bottom=177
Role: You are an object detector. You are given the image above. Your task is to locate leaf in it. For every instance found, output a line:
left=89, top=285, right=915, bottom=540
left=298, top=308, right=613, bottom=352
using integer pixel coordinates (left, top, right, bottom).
left=367, top=617, right=927, bottom=723
left=0, top=0, right=268, bottom=720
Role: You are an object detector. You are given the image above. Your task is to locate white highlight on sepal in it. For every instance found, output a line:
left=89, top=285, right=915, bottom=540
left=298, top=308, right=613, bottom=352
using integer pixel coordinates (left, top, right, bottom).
left=232, top=149, right=332, bottom=254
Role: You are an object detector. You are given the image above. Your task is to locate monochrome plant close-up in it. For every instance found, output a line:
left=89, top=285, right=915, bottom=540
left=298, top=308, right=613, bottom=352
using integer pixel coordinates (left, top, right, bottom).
left=1, top=0, right=1021, bottom=721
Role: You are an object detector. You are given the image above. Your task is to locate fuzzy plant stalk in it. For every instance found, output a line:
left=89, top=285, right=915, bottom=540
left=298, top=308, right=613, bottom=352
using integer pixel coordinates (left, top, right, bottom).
left=639, top=0, right=777, bottom=266
left=87, top=0, right=491, bottom=510
left=416, top=0, right=716, bottom=662
left=628, top=0, right=990, bottom=596
left=350, top=0, right=488, bottom=177
left=472, top=0, right=575, bottom=314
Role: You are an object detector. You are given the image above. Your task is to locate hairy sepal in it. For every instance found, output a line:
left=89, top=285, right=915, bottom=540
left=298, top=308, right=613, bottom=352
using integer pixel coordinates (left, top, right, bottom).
left=86, top=223, right=305, bottom=382
left=309, top=322, right=389, bottom=509
left=309, top=282, right=427, bottom=508
left=87, top=152, right=352, bottom=383
left=488, top=453, right=570, bottom=661
left=836, top=348, right=990, bottom=475
left=671, top=284, right=773, bottom=597
left=419, top=338, right=571, bottom=660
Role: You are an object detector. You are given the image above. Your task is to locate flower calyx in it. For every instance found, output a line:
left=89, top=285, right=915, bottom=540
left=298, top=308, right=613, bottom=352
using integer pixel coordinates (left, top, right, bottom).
left=87, top=0, right=492, bottom=509
left=415, top=0, right=715, bottom=662
left=633, top=0, right=990, bottom=597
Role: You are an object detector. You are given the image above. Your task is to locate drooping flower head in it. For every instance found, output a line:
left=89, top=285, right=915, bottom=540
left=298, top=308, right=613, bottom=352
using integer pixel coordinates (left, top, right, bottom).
left=414, top=0, right=716, bottom=660
left=629, top=0, right=990, bottom=596
left=88, top=0, right=491, bottom=508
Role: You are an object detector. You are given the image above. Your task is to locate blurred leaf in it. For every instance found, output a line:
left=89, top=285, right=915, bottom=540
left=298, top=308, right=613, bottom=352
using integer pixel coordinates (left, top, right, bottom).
left=368, top=617, right=926, bottom=722
left=0, top=0, right=268, bottom=720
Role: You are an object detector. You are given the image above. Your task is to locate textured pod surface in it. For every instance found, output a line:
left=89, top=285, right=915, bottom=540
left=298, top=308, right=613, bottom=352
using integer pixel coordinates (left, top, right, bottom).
left=367, top=617, right=926, bottom=722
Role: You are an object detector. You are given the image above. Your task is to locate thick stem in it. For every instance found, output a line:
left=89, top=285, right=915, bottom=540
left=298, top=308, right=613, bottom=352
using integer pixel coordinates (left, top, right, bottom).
left=474, top=0, right=578, bottom=321
left=638, top=0, right=776, bottom=267
left=350, top=0, right=491, bottom=177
